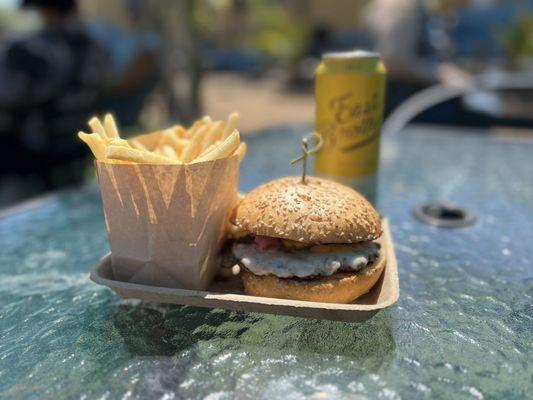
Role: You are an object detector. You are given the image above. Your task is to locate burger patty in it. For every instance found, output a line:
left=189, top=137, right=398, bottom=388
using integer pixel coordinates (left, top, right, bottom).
left=231, top=241, right=380, bottom=279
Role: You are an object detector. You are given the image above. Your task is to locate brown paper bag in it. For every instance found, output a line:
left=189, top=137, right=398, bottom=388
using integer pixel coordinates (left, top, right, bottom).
left=95, top=132, right=239, bottom=290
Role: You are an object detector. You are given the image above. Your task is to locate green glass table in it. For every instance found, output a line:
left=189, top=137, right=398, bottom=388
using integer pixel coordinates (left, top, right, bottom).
left=1, top=126, right=531, bottom=399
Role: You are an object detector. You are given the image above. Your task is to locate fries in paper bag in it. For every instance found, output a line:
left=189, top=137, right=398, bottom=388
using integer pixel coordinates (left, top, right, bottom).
left=79, top=113, right=245, bottom=289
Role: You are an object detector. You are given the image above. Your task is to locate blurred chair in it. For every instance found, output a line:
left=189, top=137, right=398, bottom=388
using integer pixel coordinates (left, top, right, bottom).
left=382, top=71, right=533, bottom=135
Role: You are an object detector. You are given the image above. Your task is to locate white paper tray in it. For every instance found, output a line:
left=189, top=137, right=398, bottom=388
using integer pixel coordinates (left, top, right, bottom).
left=90, top=220, right=399, bottom=322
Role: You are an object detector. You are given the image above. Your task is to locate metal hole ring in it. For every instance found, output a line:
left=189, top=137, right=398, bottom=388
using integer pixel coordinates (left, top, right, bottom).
left=412, top=202, right=477, bottom=228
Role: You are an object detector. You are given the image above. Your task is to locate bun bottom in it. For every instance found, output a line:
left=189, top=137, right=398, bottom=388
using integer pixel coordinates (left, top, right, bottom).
left=241, top=249, right=386, bottom=304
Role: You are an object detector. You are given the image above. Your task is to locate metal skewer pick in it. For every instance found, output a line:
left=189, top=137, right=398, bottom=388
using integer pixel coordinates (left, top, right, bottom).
left=290, top=132, right=323, bottom=183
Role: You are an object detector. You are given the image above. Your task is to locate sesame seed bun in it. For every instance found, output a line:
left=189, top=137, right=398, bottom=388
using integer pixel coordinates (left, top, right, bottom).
left=233, top=176, right=382, bottom=243
left=241, top=247, right=386, bottom=303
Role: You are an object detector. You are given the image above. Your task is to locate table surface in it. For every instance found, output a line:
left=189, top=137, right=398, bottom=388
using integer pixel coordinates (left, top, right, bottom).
left=1, top=126, right=532, bottom=399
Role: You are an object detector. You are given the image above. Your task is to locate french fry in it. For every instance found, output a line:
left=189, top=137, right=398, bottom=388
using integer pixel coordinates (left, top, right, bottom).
left=104, top=114, right=119, bottom=138
left=174, top=125, right=187, bottom=138
left=233, top=142, right=247, bottom=161
left=155, top=129, right=171, bottom=149
left=196, top=141, right=219, bottom=159
left=105, top=145, right=178, bottom=164
left=79, top=112, right=242, bottom=164
left=186, top=121, right=201, bottom=138
left=88, top=117, right=107, bottom=139
left=202, top=120, right=224, bottom=150
left=106, top=138, right=131, bottom=148
left=157, top=128, right=183, bottom=149
left=78, top=131, right=106, bottom=159
left=193, top=130, right=240, bottom=163
left=165, top=134, right=189, bottom=158
left=162, top=145, right=179, bottom=160
left=222, top=112, right=240, bottom=140
left=130, top=138, right=148, bottom=151
left=181, top=125, right=210, bottom=162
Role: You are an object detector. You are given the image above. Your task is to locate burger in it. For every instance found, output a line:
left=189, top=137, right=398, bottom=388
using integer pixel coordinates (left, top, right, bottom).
left=224, top=176, right=385, bottom=304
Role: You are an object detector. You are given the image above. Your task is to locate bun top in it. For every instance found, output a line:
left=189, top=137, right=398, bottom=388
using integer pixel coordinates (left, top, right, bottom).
left=233, top=176, right=382, bottom=243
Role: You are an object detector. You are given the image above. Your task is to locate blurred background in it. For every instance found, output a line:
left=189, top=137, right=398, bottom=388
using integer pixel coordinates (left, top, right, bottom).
left=1, top=0, right=532, bottom=207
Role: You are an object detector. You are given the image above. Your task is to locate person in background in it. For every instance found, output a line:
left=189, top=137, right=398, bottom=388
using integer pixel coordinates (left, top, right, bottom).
left=84, top=0, right=162, bottom=126
left=364, top=0, right=472, bottom=122
left=0, top=0, right=108, bottom=202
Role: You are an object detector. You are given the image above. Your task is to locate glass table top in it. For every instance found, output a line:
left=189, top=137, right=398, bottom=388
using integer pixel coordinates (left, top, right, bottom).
left=1, top=125, right=531, bottom=399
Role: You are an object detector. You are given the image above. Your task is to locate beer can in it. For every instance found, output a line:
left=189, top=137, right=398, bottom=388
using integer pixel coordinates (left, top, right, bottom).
left=314, top=50, right=386, bottom=204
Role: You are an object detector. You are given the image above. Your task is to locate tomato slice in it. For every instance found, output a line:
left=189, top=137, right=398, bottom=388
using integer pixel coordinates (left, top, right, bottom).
left=253, top=235, right=281, bottom=250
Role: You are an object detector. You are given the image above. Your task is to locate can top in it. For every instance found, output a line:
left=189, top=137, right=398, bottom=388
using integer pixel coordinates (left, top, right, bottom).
left=323, top=49, right=380, bottom=60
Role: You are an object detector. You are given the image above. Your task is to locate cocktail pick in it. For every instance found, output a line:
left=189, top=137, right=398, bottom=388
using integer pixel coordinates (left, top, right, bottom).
left=290, top=132, right=323, bottom=183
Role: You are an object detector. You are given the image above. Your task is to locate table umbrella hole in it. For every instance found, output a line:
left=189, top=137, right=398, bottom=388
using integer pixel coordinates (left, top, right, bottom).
left=412, top=203, right=477, bottom=228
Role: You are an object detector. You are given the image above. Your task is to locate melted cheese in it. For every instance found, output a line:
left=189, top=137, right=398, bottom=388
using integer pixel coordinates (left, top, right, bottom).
left=232, top=242, right=379, bottom=278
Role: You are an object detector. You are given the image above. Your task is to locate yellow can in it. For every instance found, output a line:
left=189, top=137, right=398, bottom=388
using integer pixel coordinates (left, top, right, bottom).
left=314, top=50, right=386, bottom=204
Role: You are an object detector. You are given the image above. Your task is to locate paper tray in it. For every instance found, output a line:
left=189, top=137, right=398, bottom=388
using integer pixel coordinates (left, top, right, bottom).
left=90, top=220, right=399, bottom=322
